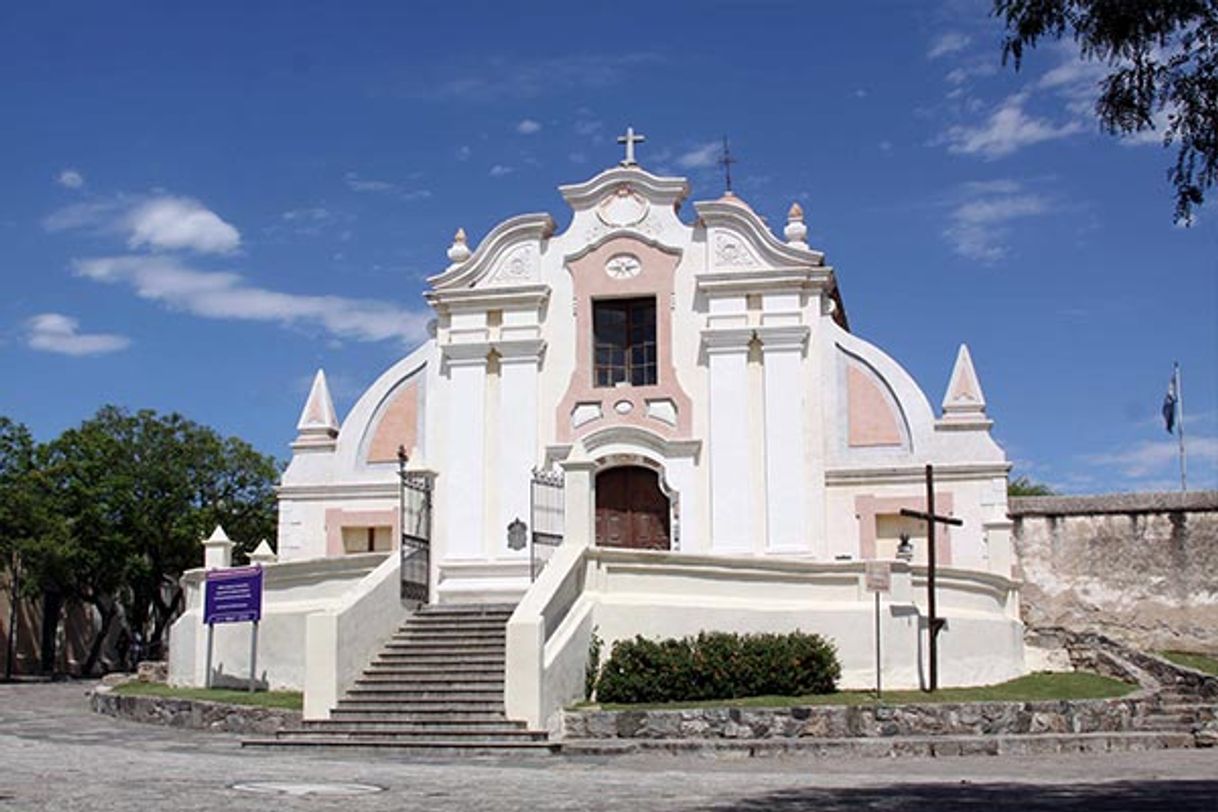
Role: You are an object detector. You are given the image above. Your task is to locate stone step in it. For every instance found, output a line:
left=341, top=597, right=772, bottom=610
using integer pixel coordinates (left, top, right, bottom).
left=306, top=715, right=521, bottom=730
left=355, top=674, right=503, bottom=687
left=415, top=605, right=515, bottom=618
left=354, top=681, right=504, bottom=693
left=275, top=727, right=548, bottom=742
left=345, top=688, right=503, bottom=701
left=374, top=652, right=505, bottom=663
left=329, top=709, right=512, bottom=723
left=372, top=652, right=501, bottom=662
left=243, top=737, right=558, bottom=754
left=363, top=663, right=504, bottom=676
left=559, top=731, right=1197, bottom=759
left=382, top=641, right=505, bottom=652
left=390, top=633, right=506, bottom=644
left=335, top=700, right=504, bottom=713
left=397, top=623, right=506, bottom=633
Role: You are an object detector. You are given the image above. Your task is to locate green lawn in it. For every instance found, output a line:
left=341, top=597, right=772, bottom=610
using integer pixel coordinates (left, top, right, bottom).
left=583, top=672, right=1134, bottom=711
left=112, top=681, right=303, bottom=710
left=1160, top=650, right=1218, bottom=676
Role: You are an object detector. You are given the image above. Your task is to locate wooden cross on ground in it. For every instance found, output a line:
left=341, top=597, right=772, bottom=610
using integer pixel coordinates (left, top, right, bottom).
left=899, top=463, right=963, bottom=693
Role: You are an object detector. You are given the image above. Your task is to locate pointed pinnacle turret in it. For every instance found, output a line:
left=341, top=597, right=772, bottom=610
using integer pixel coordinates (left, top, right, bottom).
left=447, top=227, right=471, bottom=265
left=939, top=344, right=992, bottom=430
left=293, top=369, right=339, bottom=450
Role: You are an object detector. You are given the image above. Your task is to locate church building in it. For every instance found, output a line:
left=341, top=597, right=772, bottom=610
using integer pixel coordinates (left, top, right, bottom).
left=176, top=131, right=1025, bottom=729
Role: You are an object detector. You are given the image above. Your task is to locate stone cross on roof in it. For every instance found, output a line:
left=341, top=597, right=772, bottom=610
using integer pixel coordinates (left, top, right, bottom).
left=617, top=126, right=645, bottom=166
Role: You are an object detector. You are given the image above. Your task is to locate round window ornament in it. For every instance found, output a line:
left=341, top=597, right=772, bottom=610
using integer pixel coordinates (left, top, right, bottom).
left=614, top=399, right=634, bottom=415
left=605, top=254, right=642, bottom=280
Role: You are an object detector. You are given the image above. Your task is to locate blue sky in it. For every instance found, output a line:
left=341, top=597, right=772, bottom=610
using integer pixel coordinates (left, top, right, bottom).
left=2, top=1, right=1215, bottom=493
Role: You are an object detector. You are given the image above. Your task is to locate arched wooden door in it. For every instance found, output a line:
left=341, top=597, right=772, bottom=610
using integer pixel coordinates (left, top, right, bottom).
left=595, top=466, right=671, bottom=550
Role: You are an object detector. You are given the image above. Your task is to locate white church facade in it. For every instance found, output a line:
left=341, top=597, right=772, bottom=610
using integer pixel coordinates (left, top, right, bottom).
left=171, top=136, right=1025, bottom=728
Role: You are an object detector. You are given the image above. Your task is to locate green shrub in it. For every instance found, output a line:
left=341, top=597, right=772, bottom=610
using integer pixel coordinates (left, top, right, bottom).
left=595, top=630, right=840, bottom=705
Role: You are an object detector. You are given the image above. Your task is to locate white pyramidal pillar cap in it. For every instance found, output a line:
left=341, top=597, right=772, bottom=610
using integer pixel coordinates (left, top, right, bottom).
left=249, top=539, right=277, bottom=565
left=292, top=369, right=340, bottom=452
left=784, top=202, right=809, bottom=249
left=202, top=524, right=234, bottom=569
left=938, top=344, right=992, bottom=430
left=446, top=227, right=471, bottom=267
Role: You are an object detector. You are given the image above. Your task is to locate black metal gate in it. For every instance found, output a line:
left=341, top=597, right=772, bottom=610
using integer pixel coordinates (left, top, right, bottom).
left=397, top=449, right=432, bottom=603
left=529, top=467, right=564, bottom=581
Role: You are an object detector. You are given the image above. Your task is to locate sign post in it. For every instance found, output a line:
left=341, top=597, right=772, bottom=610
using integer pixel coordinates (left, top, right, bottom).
left=203, top=566, right=264, bottom=692
left=864, top=561, right=891, bottom=702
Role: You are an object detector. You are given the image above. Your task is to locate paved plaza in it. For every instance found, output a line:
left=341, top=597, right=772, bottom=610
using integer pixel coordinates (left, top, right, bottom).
left=1, top=682, right=1216, bottom=811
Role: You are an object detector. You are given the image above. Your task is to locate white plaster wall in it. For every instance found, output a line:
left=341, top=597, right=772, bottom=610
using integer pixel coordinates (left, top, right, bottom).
left=167, top=553, right=388, bottom=690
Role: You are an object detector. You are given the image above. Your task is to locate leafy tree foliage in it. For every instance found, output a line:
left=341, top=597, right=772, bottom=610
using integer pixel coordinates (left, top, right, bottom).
left=6, top=407, right=278, bottom=675
left=994, top=0, right=1218, bottom=222
left=1008, top=474, right=1056, bottom=497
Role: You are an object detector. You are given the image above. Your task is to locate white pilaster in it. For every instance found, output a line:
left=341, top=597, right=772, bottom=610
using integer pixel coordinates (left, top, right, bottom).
left=498, top=339, right=544, bottom=555
left=444, top=344, right=490, bottom=559
left=703, top=328, right=756, bottom=553
left=758, top=325, right=810, bottom=553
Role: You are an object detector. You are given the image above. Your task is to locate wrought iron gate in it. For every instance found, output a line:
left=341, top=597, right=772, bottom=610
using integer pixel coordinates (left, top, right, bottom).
left=397, top=450, right=433, bottom=603
left=529, top=467, right=564, bottom=581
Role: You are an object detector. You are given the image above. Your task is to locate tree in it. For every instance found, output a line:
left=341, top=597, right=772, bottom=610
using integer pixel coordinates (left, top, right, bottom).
left=994, top=0, right=1218, bottom=223
left=1008, top=475, right=1056, bottom=497
left=28, top=407, right=278, bottom=675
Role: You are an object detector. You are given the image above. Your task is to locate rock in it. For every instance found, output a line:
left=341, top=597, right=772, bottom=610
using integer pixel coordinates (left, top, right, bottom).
left=1194, top=721, right=1218, bottom=748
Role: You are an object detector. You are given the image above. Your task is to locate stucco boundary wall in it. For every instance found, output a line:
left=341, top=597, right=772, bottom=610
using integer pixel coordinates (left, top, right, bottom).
left=90, top=684, right=301, bottom=735
left=506, top=545, right=1026, bottom=731
left=1009, top=491, right=1218, bottom=653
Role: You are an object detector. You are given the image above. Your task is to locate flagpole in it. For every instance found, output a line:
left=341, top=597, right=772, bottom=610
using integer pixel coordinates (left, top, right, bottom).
left=1176, top=362, right=1187, bottom=492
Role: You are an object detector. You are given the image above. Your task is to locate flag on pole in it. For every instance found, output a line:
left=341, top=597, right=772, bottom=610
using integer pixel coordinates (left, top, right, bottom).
left=1162, top=369, right=1178, bottom=434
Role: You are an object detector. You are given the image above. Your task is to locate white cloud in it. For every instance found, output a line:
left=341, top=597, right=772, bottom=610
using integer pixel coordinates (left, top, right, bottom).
left=455, top=145, right=472, bottom=161
left=25, top=313, right=130, bottom=356
left=943, top=180, right=1050, bottom=261
left=489, top=164, right=514, bottom=177
left=676, top=142, right=720, bottom=169
left=343, top=172, right=431, bottom=200
left=73, top=255, right=431, bottom=345
left=928, top=32, right=971, bottom=60
left=56, top=169, right=85, bottom=189
left=125, top=197, right=241, bottom=254
left=943, top=95, right=1084, bottom=158
left=516, top=118, right=542, bottom=135
left=1087, top=436, right=1218, bottom=480
left=344, top=172, right=395, bottom=192
left=408, top=53, right=662, bottom=102
left=44, top=194, right=240, bottom=255
left=574, top=118, right=603, bottom=137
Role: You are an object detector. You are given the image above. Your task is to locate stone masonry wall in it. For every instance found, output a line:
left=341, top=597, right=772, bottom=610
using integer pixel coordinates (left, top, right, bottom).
left=1010, top=492, right=1218, bottom=653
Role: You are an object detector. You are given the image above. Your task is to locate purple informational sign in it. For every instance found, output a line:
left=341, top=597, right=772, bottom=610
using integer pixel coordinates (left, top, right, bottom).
left=203, top=566, right=263, bottom=625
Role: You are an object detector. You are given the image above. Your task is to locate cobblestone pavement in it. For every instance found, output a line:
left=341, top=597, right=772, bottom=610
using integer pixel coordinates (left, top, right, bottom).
left=2, top=682, right=1216, bottom=811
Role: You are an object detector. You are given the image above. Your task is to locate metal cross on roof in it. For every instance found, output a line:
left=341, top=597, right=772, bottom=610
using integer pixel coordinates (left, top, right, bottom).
left=718, top=136, right=736, bottom=192
left=617, top=126, right=645, bottom=166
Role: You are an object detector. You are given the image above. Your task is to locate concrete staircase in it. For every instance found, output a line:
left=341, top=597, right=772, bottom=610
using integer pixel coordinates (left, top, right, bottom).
left=244, top=604, right=556, bottom=754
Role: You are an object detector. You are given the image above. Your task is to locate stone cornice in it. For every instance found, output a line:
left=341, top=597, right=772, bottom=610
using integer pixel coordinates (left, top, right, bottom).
left=755, top=324, right=810, bottom=350
left=426, top=284, right=550, bottom=312
left=559, top=166, right=690, bottom=209
left=428, top=214, right=555, bottom=290
left=700, top=326, right=755, bottom=353
left=825, top=462, right=1011, bottom=486
left=695, top=268, right=834, bottom=295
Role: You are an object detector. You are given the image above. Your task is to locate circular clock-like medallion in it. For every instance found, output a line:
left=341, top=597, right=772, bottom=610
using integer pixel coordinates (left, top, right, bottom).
left=605, top=253, right=642, bottom=280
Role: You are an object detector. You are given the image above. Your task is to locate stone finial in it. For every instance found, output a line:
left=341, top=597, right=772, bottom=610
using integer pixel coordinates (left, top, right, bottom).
left=784, top=202, right=808, bottom=249
left=293, top=369, right=339, bottom=451
left=202, top=525, right=234, bottom=569
left=939, top=344, right=992, bottom=429
left=447, top=227, right=471, bottom=264
left=249, top=539, right=277, bottom=565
